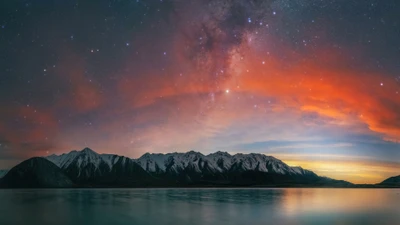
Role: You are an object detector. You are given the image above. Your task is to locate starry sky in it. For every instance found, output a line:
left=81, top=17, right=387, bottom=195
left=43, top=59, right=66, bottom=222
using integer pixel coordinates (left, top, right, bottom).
left=1, top=0, right=400, bottom=184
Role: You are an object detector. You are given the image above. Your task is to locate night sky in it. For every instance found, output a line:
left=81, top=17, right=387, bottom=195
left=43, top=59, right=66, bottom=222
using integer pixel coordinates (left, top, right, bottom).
left=1, top=0, right=400, bottom=183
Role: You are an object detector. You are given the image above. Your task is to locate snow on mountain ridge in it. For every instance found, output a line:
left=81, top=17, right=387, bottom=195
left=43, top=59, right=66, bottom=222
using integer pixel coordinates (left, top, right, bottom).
left=46, top=148, right=134, bottom=175
left=46, top=150, right=80, bottom=169
left=136, top=151, right=216, bottom=173
left=137, top=151, right=308, bottom=175
left=45, top=148, right=312, bottom=177
left=165, top=151, right=212, bottom=173
left=137, top=153, right=170, bottom=172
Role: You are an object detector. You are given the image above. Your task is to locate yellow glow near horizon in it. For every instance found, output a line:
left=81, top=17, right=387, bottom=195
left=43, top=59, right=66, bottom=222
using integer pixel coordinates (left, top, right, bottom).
left=281, top=158, right=400, bottom=184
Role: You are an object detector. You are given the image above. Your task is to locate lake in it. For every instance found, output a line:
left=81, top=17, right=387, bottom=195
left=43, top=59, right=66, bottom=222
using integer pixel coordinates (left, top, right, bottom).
left=0, top=188, right=399, bottom=225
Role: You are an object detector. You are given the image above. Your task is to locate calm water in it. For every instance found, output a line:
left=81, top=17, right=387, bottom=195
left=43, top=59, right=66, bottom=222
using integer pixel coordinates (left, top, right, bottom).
left=0, top=188, right=399, bottom=225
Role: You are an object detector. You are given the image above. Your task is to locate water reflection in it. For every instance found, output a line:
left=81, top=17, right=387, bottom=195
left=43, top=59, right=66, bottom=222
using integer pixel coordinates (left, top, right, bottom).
left=0, top=188, right=399, bottom=225
left=281, top=188, right=396, bottom=214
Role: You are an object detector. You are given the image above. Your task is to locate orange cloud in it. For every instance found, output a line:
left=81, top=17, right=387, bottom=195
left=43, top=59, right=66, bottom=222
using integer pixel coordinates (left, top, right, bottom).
left=116, top=38, right=400, bottom=144
left=223, top=44, right=400, bottom=141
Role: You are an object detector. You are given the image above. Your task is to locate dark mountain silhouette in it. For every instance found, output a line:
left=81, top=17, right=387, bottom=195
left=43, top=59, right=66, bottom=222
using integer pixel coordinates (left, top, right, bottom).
left=379, top=175, right=400, bottom=187
left=0, top=157, right=73, bottom=188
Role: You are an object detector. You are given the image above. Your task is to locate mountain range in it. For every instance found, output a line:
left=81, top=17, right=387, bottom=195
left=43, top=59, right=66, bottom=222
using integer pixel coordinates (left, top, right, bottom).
left=0, top=147, right=398, bottom=188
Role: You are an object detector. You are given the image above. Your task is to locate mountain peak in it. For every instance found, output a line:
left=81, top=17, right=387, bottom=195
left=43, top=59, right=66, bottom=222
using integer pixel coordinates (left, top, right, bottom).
left=186, top=150, right=203, bottom=155
left=211, top=151, right=231, bottom=157
left=81, top=147, right=97, bottom=154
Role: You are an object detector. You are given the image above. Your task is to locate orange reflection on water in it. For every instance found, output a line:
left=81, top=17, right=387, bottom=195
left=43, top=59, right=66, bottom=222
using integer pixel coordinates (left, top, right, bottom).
left=280, top=188, right=396, bottom=216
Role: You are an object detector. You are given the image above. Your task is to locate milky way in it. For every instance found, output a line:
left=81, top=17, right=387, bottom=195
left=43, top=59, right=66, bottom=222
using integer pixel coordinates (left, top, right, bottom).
left=0, top=0, right=400, bottom=183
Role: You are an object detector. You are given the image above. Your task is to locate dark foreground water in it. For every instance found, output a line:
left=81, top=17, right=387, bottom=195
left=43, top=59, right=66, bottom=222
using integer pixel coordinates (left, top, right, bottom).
left=0, top=188, right=399, bottom=225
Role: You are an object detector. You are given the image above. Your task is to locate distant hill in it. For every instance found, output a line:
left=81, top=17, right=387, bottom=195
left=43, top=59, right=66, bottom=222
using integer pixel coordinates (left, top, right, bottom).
left=0, top=157, right=73, bottom=188
left=379, top=175, right=400, bottom=187
left=1, top=148, right=353, bottom=188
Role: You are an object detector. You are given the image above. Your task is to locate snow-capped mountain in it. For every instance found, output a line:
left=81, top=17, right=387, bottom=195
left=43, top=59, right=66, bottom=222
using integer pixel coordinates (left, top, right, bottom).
left=206, top=151, right=234, bottom=172
left=47, top=148, right=316, bottom=178
left=137, top=151, right=219, bottom=174
left=137, top=151, right=315, bottom=176
left=45, top=148, right=324, bottom=185
left=136, top=151, right=340, bottom=186
left=46, top=147, right=150, bottom=184
left=133, top=150, right=334, bottom=185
